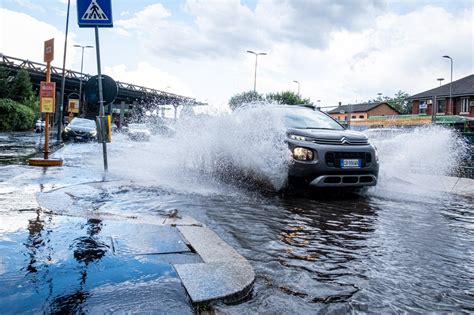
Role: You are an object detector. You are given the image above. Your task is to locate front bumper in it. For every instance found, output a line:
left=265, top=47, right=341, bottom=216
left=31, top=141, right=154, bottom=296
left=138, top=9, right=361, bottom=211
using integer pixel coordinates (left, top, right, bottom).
left=288, top=140, right=379, bottom=187
left=62, top=131, right=95, bottom=142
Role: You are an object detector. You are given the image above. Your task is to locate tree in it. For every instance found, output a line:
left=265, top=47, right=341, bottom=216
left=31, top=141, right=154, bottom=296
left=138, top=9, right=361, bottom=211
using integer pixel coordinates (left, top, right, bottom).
left=0, top=66, right=12, bottom=99
left=266, top=91, right=311, bottom=105
left=387, top=90, right=411, bottom=114
left=228, top=90, right=264, bottom=111
left=9, top=69, right=34, bottom=103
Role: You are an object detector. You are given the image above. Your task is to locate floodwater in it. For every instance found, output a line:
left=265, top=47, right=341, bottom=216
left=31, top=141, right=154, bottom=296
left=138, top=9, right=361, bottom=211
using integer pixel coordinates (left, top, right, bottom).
left=1, top=108, right=473, bottom=313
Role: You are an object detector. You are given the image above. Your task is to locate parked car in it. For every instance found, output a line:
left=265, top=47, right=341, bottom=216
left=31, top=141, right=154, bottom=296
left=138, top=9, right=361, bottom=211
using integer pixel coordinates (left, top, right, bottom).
left=282, top=106, right=379, bottom=188
left=35, top=119, right=45, bottom=133
left=127, top=123, right=151, bottom=141
left=62, top=117, right=97, bottom=142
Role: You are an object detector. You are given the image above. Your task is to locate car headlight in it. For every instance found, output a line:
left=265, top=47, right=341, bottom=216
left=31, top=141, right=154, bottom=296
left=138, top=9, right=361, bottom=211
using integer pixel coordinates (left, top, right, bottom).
left=64, top=126, right=71, bottom=132
left=292, top=147, right=315, bottom=161
left=374, top=145, right=379, bottom=162
left=289, top=134, right=310, bottom=141
left=90, top=130, right=97, bottom=136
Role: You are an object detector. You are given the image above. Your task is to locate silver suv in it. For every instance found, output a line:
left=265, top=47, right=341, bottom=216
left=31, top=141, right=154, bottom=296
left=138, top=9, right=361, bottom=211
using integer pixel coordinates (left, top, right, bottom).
left=282, top=106, right=379, bottom=187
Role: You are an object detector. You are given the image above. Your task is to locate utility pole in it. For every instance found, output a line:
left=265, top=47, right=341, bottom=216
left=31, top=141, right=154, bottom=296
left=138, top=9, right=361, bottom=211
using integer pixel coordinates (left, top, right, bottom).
left=246, top=50, right=266, bottom=92
left=293, top=80, right=300, bottom=96
left=58, top=0, right=71, bottom=142
left=442, top=55, right=453, bottom=114
left=74, top=44, right=93, bottom=115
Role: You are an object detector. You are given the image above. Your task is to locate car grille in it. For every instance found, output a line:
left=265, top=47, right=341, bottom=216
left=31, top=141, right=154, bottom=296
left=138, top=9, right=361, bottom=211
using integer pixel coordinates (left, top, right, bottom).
left=325, top=152, right=372, bottom=168
left=312, top=137, right=368, bottom=145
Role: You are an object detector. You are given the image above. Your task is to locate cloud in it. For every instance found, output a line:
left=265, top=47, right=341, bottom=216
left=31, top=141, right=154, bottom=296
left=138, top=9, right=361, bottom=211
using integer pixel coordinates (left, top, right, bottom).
left=14, top=0, right=45, bottom=13
left=110, top=2, right=472, bottom=108
left=103, top=62, right=194, bottom=99
left=0, top=8, right=78, bottom=68
left=115, top=0, right=384, bottom=60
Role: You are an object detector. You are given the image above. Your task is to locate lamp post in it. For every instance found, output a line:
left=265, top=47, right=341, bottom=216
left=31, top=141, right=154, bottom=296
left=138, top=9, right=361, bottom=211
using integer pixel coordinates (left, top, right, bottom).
left=293, top=80, right=300, bottom=96
left=437, top=78, right=444, bottom=86
left=246, top=50, right=266, bottom=92
left=57, top=0, right=71, bottom=141
left=442, top=55, right=453, bottom=114
left=74, top=44, right=93, bottom=115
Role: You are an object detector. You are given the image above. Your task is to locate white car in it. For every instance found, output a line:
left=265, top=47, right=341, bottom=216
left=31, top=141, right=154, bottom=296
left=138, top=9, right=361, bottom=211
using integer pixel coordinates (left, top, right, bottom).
left=127, top=123, right=151, bottom=141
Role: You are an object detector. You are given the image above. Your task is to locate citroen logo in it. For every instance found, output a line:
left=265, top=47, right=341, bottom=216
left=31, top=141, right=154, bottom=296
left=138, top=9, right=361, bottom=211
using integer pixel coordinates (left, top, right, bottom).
left=341, top=137, right=350, bottom=145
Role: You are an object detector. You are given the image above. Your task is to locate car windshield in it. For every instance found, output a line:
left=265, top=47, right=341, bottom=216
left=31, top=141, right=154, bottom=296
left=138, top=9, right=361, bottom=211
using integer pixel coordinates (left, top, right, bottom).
left=282, top=107, right=344, bottom=130
left=128, top=123, right=147, bottom=129
left=70, top=118, right=95, bottom=128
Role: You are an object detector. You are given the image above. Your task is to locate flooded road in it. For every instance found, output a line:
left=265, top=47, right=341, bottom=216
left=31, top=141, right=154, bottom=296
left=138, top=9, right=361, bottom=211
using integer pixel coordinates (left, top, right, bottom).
left=1, top=114, right=473, bottom=313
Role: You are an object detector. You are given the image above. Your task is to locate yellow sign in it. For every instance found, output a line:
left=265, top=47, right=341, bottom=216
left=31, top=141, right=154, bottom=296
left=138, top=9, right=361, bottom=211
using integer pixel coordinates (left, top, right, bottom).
left=107, top=115, right=112, bottom=143
left=41, top=97, right=55, bottom=113
left=68, top=99, right=80, bottom=113
left=39, top=81, right=56, bottom=113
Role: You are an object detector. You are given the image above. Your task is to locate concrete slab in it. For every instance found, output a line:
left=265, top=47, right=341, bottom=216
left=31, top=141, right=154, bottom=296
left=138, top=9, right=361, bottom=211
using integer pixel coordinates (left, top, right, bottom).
left=175, top=226, right=255, bottom=305
left=452, top=178, right=474, bottom=197
left=397, top=173, right=474, bottom=198
left=177, top=226, right=246, bottom=263
left=110, top=225, right=191, bottom=256
left=174, top=262, right=254, bottom=304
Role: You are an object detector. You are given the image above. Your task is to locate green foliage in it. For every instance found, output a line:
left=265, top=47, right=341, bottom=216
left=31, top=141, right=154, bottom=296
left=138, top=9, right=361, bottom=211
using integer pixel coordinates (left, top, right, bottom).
left=228, top=90, right=313, bottom=111
left=0, top=98, right=35, bottom=131
left=9, top=69, right=34, bottom=103
left=368, top=90, right=411, bottom=114
left=0, top=66, right=12, bottom=99
left=387, top=90, right=411, bottom=114
left=266, top=91, right=311, bottom=105
left=228, top=90, right=264, bottom=111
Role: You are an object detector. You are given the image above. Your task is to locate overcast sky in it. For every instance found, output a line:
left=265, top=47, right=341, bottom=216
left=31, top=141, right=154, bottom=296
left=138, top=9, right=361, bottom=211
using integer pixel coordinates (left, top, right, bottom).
left=1, top=0, right=473, bottom=112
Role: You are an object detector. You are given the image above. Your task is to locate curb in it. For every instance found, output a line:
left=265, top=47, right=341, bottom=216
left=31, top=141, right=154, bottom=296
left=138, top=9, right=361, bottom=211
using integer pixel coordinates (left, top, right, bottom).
left=34, top=180, right=255, bottom=307
left=174, top=225, right=255, bottom=305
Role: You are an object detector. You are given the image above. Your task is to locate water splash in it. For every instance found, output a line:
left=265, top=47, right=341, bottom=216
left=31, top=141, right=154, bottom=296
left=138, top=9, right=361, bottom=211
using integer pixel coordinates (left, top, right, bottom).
left=108, top=105, right=290, bottom=192
left=366, top=125, right=469, bottom=195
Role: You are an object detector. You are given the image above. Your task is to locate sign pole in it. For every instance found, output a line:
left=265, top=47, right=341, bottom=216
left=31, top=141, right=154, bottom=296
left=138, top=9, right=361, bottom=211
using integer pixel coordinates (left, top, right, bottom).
left=44, top=61, right=51, bottom=160
left=95, top=25, right=108, bottom=171
left=29, top=38, right=63, bottom=167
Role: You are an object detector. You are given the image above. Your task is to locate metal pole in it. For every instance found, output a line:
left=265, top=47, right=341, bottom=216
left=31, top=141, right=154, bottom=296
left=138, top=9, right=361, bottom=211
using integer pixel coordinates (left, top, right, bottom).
left=57, top=0, right=70, bottom=141
left=293, top=80, right=300, bottom=96
left=253, top=54, right=257, bottom=93
left=95, top=26, right=108, bottom=171
left=44, top=62, right=51, bottom=159
left=79, top=47, right=84, bottom=114
left=449, top=58, right=453, bottom=114
left=443, top=55, right=453, bottom=114
left=347, top=104, right=352, bottom=129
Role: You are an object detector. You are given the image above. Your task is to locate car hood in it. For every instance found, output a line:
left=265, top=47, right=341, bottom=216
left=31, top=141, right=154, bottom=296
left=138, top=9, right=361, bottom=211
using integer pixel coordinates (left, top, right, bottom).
left=287, top=128, right=368, bottom=141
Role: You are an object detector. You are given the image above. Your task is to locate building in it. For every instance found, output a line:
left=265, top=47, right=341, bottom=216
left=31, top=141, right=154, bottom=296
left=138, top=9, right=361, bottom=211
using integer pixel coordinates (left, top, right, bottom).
left=327, top=101, right=401, bottom=122
left=408, top=74, right=474, bottom=117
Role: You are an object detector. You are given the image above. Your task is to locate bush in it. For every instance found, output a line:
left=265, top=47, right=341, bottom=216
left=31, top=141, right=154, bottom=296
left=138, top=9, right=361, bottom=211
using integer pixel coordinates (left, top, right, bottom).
left=0, top=98, right=35, bottom=131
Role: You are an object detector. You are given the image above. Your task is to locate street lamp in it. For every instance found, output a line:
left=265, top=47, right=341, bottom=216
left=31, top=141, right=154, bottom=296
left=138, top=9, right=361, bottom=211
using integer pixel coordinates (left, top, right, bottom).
left=247, top=50, right=266, bottom=92
left=74, top=44, right=93, bottom=115
left=293, top=80, right=300, bottom=96
left=442, top=55, right=453, bottom=114
left=437, top=78, right=444, bottom=86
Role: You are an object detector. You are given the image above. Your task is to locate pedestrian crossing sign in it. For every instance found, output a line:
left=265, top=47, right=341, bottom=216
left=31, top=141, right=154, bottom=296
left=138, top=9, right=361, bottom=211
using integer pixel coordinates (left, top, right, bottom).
left=77, top=0, right=113, bottom=27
